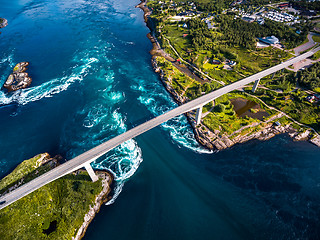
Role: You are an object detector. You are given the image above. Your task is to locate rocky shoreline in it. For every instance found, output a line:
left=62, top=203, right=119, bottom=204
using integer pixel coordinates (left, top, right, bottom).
left=137, top=0, right=320, bottom=151
left=73, top=170, right=113, bottom=240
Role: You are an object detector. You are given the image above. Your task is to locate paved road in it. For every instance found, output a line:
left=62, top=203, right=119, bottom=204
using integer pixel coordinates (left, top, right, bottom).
left=294, top=33, right=318, bottom=55
left=0, top=46, right=319, bottom=210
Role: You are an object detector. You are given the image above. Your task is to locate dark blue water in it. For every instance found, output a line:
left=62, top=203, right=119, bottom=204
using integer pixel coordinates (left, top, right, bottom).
left=0, top=0, right=320, bottom=239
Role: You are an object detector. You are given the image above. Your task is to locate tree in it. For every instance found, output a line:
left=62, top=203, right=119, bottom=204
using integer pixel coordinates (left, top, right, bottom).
left=215, top=103, right=226, bottom=113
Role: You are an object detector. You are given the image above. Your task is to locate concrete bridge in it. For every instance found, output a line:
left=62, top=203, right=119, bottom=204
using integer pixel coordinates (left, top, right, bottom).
left=0, top=46, right=319, bottom=210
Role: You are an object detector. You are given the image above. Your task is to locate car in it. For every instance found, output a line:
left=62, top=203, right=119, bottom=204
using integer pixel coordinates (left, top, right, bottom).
left=0, top=200, right=6, bottom=205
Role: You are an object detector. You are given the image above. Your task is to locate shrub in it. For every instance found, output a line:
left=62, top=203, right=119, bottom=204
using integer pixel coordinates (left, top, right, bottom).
left=215, top=103, right=226, bottom=112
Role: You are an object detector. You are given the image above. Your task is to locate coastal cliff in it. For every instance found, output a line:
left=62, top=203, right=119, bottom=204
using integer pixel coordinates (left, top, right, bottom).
left=73, top=170, right=113, bottom=240
left=0, top=153, right=113, bottom=240
left=137, top=0, right=320, bottom=151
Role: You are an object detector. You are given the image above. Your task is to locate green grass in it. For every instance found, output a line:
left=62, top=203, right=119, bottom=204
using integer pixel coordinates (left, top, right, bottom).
left=156, top=56, right=201, bottom=98
left=312, top=35, right=320, bottom=43
left=0, top=156, right=106, bottom=240
left=0, top=154, right=48, bottom=194
left=162, top=21, right=292, bottom=84
left=311, top=50, right=320, bottom=60
left=202, top=94, right=262, bottom=135
left=251, top=88, right=320, bottom=131
left=203, top=62, right=223, bottom=70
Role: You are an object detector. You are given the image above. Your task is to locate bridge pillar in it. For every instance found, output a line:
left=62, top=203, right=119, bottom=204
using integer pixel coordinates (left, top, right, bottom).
left=195, top=105, right=203, bottom=125
left=84, top=163, right=99, bottom=182
left=252, top=79, right=260, bottom=93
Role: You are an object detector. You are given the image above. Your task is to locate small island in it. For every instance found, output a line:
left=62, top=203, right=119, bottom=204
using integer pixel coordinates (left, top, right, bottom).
left=3, top=62, right=32, bottom=92
left=0, top=153, right=113, bottom=240
left=0, top=18, right=8, bottom=29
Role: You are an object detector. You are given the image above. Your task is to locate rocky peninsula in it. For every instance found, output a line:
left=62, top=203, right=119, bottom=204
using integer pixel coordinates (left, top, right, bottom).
left=0, top=153, right=113, bottom=240
left=137, top=0, right=320, bottom=151
left=3, top=62, right=32, bottom=92
left=0, top=18, right=8, bottom=29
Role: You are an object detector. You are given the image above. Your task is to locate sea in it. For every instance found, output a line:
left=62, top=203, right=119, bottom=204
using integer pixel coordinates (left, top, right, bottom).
left=0, top=0, right=319, bottom=239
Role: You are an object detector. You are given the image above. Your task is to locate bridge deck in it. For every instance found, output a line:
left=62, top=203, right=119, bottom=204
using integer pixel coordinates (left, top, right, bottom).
left=0, top=46, right=319, bottom=210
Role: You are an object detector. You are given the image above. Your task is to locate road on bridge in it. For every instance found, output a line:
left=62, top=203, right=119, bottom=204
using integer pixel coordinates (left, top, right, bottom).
left=0, top=46, right=319, bottom=210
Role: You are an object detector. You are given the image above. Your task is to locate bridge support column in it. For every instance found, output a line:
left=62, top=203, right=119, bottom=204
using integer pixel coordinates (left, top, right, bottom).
left=252, top=79, right=260, bottom=93
left=195, top=105, right=203, bottom=125
left=84, top=163, right=99, bottom=182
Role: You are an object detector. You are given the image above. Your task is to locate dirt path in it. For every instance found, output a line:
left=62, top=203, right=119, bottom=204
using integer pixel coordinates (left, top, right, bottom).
left=162, top=36, right=225, bottom=86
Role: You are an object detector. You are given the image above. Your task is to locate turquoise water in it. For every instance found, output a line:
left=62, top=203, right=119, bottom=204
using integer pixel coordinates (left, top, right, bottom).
left=0, top=0, right=320, bottom=239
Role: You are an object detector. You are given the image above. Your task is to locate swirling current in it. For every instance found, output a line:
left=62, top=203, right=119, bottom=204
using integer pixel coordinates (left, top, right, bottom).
left=0, top=0, right=319, bottom=239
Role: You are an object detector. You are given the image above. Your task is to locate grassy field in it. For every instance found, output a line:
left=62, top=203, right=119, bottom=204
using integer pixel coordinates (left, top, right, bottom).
left=312, top=34, right=320, bottom=43
left=312, top=50, right=320, bottom=60
left=0, top=156, right=105, bottom=240
left=0, top=154, right=44, bottom=192
left=160, top=18, right=293, bottom=85
left=202, top=92, right=273, bottom=135
left=251, top=88, right=320, bottom=131
left=156, top=56, right=201, bottom=97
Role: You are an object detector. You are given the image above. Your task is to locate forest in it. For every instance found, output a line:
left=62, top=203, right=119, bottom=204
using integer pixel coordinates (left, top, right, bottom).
left=218, top=15, right=311, bottom=49
left=185, top=14, right=313, bottom=50
left=194, top=0, right=232, bottom=13
left=298, top=62, right=320, bottom=91
left=172, top=0, right=233, bottom=13
left=289, top=0, right=320, bottom=11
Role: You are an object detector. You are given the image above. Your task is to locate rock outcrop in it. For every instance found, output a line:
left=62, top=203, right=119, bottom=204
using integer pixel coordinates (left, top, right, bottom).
left=310, top=135, right=320, bottom=147
left=3, top=62, right=32, bottom=92
left=0, top=18, right=8, bottom=29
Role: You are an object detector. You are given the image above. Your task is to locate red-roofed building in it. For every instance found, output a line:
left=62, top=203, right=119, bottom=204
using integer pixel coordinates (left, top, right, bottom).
left=278, top=3, right=289, bottom=9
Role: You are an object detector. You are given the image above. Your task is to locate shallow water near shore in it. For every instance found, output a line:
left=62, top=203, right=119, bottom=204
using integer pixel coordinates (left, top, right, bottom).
left=0, top=0, right=320, bottom=239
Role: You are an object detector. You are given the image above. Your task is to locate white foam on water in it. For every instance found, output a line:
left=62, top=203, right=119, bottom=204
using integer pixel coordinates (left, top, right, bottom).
left=136, top=91, right=212, bottom=154
left=130, top=75, right=212, bottom=154
left=90, top=110, right=143, bottom=204
left=0, top=57, right=99, bottom=106
left=0, top=53, right=15, bottom=67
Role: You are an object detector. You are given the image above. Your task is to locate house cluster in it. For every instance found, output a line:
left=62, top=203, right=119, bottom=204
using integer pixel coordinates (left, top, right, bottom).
left=164, top=1, right=198, bottom=10
left=226, top=59, right=237, bottom=66
left=232, top=8, right=266, bottom=25
left=306, top=94, right=320, bottom=103
left=202, top=15, right=215, bottom=29
left=177, top=10, right=199, bottom=17
left=238, top=15, right=265, bottom=25
left=262, top=10, right=296, bottom=23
